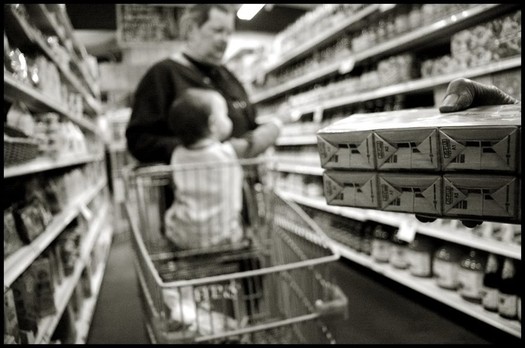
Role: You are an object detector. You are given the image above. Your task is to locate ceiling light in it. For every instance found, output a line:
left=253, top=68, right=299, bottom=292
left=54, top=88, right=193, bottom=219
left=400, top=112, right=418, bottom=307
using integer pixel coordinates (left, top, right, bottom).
left=237, top=4, right=265, bottom=21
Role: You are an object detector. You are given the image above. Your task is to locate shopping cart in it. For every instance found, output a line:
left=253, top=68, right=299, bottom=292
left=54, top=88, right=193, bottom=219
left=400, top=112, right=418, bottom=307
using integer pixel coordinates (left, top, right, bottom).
left=123, top=157, right=348, bottom=344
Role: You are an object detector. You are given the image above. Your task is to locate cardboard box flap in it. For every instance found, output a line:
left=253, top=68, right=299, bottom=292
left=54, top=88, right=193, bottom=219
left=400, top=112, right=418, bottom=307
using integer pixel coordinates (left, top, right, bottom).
left=317, top=136, right=339, bottom=166
left=421, top=178, right=441, bottom=212
left=323, top=174, right=345, bottom=202
left=415, top=130, right=438, bottom=164
left=357, top=137, right=374, bottom=166
left=379, top=177, right=402, bottom=206
left=374, top=134, right=398, bottom=167
left=360, top=176, right=377, bottom=203
left=439, top=131, right=466, bottom=166
left=443, top=178, right=468, bottom=212
left=492, top=131, right=516, bottom=167
left=490, top=179, right=515, bottom=214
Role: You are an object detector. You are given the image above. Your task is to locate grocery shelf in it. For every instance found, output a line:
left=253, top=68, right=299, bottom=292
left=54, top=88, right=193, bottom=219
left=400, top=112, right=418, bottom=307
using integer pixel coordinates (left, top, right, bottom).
left=250, top=4, right=512, bottom=104
left=6, top=6, right=102, bottom=116
left=277, top=189, right=521, bottom=260
left=276, top=134, right=318, bottom=146
left=74, top=226, right=113, bottom=344
left=35, top=201, right=110, bottom=344
left=4, top=152, right=104, bottom=179
left=261, top=5, right=380, bottom=76
left=331, top=241, right=521, bottom=338
left=270, top=162, right=323, bottom=176
left=25, top=4, right=68, bottom=45
left=287, top=56, right=522, bottom=116
left=24, top=4, right=99, bottom=98
left=33, top=33, right=102, bottom=116
left=277, top=190, right=368, bottom=222
left=4, top=74, right=101, bottom=135
left=4, top=179, right=107, bottom=288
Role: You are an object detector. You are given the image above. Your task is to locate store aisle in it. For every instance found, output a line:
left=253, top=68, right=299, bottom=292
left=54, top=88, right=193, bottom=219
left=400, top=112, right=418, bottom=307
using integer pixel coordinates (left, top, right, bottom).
left=86, top=234, right=517, bottom=344
left=86, top=233, right=149, bottom=344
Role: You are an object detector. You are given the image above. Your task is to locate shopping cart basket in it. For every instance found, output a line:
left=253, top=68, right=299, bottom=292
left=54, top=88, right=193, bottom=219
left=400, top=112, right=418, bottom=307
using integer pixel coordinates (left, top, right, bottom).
left=123, top=157, right=348, bottom=344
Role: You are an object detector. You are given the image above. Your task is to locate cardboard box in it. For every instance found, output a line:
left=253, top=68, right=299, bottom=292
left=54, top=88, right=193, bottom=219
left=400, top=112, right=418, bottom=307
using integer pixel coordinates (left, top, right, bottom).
left=374, top=128, right=439, bottom=170
left=323, top=171, right=379, bottom=209
left=439, top=126, right=519, bottom=172
left=442, top=174, right=518, bottom=220
left=378, top=173, right=442, bottom=215
left=316, top=108, right=439, bottom=170
left=316, top=105, right=521, bottom=172
left=316, top=131, right=375, bottom=170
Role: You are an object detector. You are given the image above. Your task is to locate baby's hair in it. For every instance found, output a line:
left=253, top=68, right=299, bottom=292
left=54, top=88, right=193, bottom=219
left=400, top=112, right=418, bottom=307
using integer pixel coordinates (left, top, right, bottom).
left=168, top=88, right=218, bottom=147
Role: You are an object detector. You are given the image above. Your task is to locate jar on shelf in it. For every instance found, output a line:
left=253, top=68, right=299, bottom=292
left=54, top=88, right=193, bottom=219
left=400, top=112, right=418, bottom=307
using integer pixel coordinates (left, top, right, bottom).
left=481, top=253, right=503, bottom=312
left=432, top=243, right=465, bottom=290
left=457, top=248, right=487, bottom=303
left=407, top=235, right=435, bottom=277
left=390, top=234, right=409, bottom=269
left=371, top=224, right=394, bottom=263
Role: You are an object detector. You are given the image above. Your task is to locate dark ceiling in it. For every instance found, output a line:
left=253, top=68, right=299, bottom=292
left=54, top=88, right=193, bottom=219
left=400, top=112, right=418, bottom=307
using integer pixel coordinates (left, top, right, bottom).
left=65, top=4, right=310, bottom=33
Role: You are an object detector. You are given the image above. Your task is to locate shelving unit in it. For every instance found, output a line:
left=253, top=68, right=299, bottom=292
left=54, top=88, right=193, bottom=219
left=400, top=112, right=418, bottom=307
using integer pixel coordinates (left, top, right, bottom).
left=34, top=202, right=110, bottom=344
left=252, top=3, right=522, bottom=340
left=251, top=4, right=516, bottom=104
left=331, top=241, right=521, bottom=338
left=4, top=4, right=111, bottom=345
left=73, top=225, right=113, bottom=344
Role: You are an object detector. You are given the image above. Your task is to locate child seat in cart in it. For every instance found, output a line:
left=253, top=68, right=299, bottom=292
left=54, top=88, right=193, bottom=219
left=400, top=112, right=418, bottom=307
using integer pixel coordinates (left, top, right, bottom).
left=123, top=157, right=348, bottom=344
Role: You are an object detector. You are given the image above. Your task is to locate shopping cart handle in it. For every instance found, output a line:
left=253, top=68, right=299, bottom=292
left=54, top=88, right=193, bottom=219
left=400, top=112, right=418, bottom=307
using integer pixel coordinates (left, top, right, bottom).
left=315, top=284, right=349, bottom=319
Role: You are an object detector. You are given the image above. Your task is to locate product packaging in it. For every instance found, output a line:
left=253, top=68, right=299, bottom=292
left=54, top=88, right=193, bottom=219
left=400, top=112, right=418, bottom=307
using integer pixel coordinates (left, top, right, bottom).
left=316, top=130, right=375, bottom=170
left=30, top=257, right=57, bottom=317
left=4, top=207, right=26, bottom=258
left=377, top=173, right=442, bottom=215
left=316, top=105, right=521, bottom=172
left=442, top=174, right=518, bottom=221
left=322, top=171, right=379, bottom=209
left=374, top=128, right=439, bottom=171
left=4, top=287, right=21, bottom=343
left=11, top=273, right=39, bottom=333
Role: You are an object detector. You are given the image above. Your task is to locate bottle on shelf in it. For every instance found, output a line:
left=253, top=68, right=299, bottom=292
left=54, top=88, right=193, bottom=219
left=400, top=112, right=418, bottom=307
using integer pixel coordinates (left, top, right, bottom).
left=432, top=242, right=465, bottom=290
left=359, top=220, right=377, bottom=256
left=481, top=253, right=503, bottom=312
left=457, top=248, right=487, bottom=304
left=498, top=257, right=519, bottom=320
left=407, top=235, right=436, bottom=277
left=371, top=223, right=394, bottom=263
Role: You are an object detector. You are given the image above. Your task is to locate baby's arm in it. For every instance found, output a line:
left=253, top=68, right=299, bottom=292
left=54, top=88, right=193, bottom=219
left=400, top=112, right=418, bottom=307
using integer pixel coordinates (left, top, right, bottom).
left=229, top=119, right=282, bottom=158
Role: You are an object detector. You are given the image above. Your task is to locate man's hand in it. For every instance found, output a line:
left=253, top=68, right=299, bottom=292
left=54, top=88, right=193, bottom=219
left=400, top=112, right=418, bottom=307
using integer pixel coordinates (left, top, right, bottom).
left=439, top=77, right=519, bottom=113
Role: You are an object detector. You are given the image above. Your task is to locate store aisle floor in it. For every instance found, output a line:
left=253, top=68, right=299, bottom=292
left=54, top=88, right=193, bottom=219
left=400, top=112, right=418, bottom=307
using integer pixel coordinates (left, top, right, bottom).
left=86, top=233, right=149, bottom=344
left=87, top=233, right=517, bottom=344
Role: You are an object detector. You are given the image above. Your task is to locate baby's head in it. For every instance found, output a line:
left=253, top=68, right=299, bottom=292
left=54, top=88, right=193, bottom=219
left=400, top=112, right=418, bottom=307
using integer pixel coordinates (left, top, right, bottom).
left=168, top=88, right=232, bottom=147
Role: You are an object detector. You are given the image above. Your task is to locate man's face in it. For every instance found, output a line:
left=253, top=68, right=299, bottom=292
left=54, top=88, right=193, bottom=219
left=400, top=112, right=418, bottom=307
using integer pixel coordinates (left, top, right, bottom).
left=187, top=7, right=235, bottom=65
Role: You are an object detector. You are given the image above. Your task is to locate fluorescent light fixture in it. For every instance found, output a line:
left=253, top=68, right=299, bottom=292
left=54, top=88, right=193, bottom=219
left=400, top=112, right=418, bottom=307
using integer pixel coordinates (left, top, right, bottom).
left=237, top=4, right=265, bottom=20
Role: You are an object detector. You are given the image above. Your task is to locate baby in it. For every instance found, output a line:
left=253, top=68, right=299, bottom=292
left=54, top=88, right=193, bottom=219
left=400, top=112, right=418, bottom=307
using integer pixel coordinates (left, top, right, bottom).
left=164, top=88, right=285, bottom=250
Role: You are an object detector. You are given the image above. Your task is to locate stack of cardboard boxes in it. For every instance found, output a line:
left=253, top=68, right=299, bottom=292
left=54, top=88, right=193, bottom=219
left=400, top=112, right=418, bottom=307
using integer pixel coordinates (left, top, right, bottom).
left=317, top=104, right=521, bottom=223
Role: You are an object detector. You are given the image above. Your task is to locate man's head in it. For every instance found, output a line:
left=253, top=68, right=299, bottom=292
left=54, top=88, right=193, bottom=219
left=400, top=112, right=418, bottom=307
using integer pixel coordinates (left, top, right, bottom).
left=180, top=4, right=235, bottom=65
left=168, top=88, right=232, bottom=147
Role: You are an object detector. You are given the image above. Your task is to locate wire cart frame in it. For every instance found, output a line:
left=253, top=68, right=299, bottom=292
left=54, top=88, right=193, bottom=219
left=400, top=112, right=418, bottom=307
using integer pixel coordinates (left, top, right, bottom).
left=123, top=158, right=348, bottom=344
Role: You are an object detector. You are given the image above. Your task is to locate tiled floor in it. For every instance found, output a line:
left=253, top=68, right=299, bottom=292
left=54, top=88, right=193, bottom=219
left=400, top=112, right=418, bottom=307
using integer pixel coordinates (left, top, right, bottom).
left=86, top=232, right=518, bottom=344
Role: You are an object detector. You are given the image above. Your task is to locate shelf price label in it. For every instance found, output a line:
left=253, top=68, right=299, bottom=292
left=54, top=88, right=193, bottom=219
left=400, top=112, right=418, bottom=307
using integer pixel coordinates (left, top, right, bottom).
left=396, top=218, right=418, bottom=243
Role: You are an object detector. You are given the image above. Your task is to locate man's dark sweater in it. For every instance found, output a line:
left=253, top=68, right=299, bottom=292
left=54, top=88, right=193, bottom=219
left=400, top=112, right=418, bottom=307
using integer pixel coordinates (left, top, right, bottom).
left=126, top=54, right=257, bottom=164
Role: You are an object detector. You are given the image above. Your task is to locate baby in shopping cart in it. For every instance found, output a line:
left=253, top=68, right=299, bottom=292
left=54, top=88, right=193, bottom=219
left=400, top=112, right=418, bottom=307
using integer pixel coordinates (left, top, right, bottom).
left=164, top=88, right=290, bottom=251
